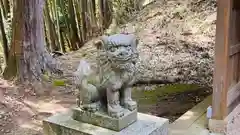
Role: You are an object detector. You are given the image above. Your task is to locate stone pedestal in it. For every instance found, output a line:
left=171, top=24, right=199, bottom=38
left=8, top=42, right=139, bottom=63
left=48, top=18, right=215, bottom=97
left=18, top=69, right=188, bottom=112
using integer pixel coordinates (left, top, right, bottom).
left=43, top=110, right=169, bottom=135
left=72, top=107, right=137, bottom=131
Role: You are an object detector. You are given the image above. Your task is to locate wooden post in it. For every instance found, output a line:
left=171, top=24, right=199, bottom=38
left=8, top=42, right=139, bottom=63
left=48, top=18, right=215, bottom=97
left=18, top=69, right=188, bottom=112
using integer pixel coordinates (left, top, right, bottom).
left=210, top=0, right=232, bottom=133
left=212, top=0, right=232, bottom=120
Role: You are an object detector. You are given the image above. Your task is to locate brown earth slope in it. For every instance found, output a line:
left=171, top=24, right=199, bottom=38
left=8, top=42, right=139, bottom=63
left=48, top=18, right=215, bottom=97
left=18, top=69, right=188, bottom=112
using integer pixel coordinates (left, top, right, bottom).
left=1, top=0, right=217, bottom=134
left=59, top=0, right=217, bottom=87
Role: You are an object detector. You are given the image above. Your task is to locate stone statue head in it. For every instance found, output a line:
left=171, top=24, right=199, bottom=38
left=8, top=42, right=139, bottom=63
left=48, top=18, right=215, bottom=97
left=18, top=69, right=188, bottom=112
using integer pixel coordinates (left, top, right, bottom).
left=94, top=34, right=139, bottom=70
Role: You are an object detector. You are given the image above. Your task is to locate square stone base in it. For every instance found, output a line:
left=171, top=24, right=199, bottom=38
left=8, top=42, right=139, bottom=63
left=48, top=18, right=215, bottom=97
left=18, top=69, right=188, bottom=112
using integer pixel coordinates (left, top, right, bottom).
left=72, top=107, right=137, bottom=131
left=43, top=111, right=169, bottom=135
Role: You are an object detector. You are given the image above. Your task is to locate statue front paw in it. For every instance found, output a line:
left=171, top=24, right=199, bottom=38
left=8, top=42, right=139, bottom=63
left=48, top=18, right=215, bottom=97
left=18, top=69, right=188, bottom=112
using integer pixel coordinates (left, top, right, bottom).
left=123, top=100, right=137, bottom=111
left=108, top=104, right=124, bottom=118
left=111, top=81, right=123, bottom=92
left=81, top=102, right=101, bottom=112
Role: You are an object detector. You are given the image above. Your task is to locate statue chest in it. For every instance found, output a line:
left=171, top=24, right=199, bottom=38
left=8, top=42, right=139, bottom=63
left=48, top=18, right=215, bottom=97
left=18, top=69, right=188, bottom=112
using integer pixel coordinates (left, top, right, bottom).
left=120, top=71, right=134, bottom=83
left=99, top=70, right=134, bottom=87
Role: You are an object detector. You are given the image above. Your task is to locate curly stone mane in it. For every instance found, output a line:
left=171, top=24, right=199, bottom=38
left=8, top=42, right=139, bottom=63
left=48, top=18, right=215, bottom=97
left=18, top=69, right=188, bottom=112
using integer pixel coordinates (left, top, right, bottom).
left=95, top=34, right=139, bottom=75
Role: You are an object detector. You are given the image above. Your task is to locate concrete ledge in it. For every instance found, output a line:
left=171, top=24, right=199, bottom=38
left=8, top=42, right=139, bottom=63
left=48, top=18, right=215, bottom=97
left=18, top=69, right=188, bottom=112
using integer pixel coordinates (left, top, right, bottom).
left=43, top=110, right=169, bottom=135
left=169, top=95, right=212, bottom=135
left=72, top=107, right=137, bottom=131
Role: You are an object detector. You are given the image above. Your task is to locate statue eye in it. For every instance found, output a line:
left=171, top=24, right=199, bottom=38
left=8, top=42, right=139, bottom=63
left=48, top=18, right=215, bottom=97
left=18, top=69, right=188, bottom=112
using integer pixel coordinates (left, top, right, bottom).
left=110, top=47, right=116, bottom=52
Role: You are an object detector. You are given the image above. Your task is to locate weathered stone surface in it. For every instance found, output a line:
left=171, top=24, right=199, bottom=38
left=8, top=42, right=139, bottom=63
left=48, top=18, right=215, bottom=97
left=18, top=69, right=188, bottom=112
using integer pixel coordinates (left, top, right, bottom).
left=73, top=34, right=139, bottom=119
left=43, top=111, right=169, bottom=135
left=72, top=107, right=137, bottom=131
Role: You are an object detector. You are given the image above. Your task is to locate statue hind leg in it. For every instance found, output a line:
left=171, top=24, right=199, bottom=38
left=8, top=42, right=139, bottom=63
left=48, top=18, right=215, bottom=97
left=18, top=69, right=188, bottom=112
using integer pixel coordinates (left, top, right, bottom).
left=80, top=83, right=101, bottom=112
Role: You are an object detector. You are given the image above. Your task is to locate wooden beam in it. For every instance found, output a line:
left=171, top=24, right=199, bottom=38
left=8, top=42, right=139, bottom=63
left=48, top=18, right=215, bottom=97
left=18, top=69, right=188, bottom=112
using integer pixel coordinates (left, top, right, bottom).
left=230, top=43, right=240, bottom=56
left=227, top=81, right=240, bottom=107
left=228, top=95, right=240, bottom=115
left=225, top=102, right=240, bottom=135
left=227, top=81, right=240, bottom=114
left=212, top=0, right=232, bottom=120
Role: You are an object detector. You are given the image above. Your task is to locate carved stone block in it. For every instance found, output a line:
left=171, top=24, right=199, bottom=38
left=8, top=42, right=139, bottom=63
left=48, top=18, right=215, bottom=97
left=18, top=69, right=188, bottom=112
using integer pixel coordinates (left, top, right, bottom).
left=43, top=111, right=169, bottom=135
left=72, top=107, right=137, bottom=131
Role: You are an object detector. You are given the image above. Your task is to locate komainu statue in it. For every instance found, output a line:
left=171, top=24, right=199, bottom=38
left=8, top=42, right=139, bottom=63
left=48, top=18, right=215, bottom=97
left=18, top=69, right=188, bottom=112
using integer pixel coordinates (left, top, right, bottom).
left=73, top=34, right=139, bottom=118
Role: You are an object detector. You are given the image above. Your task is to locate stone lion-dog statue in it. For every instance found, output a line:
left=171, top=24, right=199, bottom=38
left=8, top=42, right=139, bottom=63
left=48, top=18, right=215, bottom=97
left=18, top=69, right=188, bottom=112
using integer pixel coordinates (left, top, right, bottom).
left=73, top=33, right=139, bottom=118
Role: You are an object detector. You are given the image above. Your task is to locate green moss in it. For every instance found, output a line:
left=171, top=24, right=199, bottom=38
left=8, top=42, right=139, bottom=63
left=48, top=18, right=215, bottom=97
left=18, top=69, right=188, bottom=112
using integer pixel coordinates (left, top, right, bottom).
left=53, top=79, right=66, bottom=86
left=132, top=84, right=201, bottom=105
left=42, top=74, right=50, bottom=81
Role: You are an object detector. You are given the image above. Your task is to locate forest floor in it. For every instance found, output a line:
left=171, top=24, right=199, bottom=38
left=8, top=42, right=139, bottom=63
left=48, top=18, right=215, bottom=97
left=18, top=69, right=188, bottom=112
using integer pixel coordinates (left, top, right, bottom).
left=0, top=0, right=217, bottom=134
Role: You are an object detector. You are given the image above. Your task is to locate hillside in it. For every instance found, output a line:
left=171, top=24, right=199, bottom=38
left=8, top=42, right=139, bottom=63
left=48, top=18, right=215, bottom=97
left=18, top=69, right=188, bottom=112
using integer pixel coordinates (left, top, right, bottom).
left=0, top=0, right=217, bottom=134
left=59, top=0, right=217, bottom=88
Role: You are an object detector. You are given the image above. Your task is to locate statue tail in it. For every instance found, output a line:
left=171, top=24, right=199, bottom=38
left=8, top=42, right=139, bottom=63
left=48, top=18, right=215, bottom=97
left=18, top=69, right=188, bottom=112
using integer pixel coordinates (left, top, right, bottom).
left=73, top=59, right=93, bottom=86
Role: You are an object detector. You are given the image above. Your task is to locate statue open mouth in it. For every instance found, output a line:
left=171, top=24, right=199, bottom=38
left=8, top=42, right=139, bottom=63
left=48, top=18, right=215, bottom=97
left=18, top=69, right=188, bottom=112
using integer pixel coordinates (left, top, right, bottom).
left=112, top=54, right=133, bottom=62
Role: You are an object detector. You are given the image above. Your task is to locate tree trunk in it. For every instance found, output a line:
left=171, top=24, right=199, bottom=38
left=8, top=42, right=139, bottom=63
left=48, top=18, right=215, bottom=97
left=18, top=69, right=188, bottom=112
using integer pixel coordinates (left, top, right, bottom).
left=73, top=0, right=83, bottom=46
left=68, top=0, right=81, bottom=50
left=0, top=0, right=9, bottom=19
left=44, top=20, right=51, bottom=51
left=92, top=0, right=96, bottom=17
left=3, top=0, right=10, bottom=16
left=60, top=31, right=66, bottom=52
left=98, top=0, right=112, bottom=32
left=103, top=0, right=112, bottom=28
left=44, top=0, right=60, bottom=51
left=0, top=0, right=6, bottom=18
left=59, top=0, right=71, bottom=51
left=63, top=32, right=71, bottom=51
left=88, top=0, right=97, bottom=37
left=53, top=0, right=63, bottom=52
left=80, top=0, right=87, bottom=42
left=3, top=0, right=62, bottom=82
left=99, top=0, right=104, bottom=32
left=0, top=7, right=9, bottom=64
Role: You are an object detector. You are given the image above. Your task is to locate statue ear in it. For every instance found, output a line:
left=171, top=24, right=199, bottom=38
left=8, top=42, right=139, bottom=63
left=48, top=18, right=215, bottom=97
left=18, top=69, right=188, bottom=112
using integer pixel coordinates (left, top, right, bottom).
left=128, top=34, right=138, bottom=47
left=131, top=36, right=138, bottom=48
left=94, top=40, right=103, bottom=49
left=94, top=36, right=108, bottom=49
left=135, top=38, right=139, bottom=47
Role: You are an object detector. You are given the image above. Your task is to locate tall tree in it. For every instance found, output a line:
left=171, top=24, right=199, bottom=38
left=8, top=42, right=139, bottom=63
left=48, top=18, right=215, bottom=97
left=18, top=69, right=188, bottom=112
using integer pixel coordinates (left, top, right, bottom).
left=99, top=0, right=112, bottom=31
left=68, top=0, right=81, bottom=50
left=54, top=0, right=64, bottom=52
left=92, top=0, right=96, bottom=17
left=3, top=0, right=62, bottom=82
left=44, top=0, right=60, bottom=51
left=0, top=0, right=10, bottom=19
left=0, top=7, right=9, bottom=64
left=80, top=0, right=87, bottom=41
